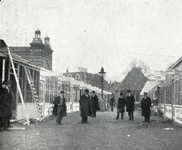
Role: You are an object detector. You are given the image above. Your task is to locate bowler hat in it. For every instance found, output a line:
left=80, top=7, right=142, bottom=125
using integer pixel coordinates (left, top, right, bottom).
left=60, top=91, right=64, bottom=94
left=92, top=91, right=95, bottom=93
left=127, top=90, right=131, bottom=93
left=120, top=92, right=123, bottom=95
left=85, top=89, right=89, bottom=93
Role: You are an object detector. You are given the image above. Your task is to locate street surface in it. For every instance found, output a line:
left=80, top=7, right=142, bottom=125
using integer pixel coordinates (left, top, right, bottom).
left=0, top=108, right=182, bottom=150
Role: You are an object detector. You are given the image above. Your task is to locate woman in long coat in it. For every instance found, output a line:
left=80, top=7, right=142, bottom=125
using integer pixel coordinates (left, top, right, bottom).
left=141, top=92, right=151, bottom=123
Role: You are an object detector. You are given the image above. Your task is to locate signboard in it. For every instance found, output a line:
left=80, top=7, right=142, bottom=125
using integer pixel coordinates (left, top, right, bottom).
left=159, top=103, right=164, bottom=112
left=73, top=103, right=79, bottom=111
left=174, top=107, right=182, bottom=125
left=165, top=105, right=172, bottom=119
left=66, top=102, right=71, bottom=113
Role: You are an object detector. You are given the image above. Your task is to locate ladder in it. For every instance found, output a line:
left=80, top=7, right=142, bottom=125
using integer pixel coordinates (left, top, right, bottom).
left=24, top=67, right=43, bottom=121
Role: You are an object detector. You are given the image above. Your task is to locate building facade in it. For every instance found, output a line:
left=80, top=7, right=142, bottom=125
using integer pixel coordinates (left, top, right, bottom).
left=0, top=30, right=53, bottom=70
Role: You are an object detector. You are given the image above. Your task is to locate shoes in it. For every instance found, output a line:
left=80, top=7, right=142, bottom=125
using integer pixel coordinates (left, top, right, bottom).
left=115, top=118, right=118, bottom=120
left=85, top=122, right=89, bottom=124
left=57, top=123, right=63, bottom=125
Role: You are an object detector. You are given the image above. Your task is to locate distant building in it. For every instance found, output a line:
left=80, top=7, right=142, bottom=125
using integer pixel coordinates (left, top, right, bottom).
left=64, top=68, right=111, bottom=92
left=115, top=67, right=148, bottom=102
left=0, top=30, right=53, bottom=70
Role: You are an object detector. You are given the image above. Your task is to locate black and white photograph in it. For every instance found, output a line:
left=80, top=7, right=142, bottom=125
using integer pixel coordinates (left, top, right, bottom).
left=1, top=0, right=182, bottom=149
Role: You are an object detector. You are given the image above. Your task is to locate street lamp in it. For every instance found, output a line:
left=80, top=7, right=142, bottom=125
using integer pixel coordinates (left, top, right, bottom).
left=99, top=67, right=106, bottom=98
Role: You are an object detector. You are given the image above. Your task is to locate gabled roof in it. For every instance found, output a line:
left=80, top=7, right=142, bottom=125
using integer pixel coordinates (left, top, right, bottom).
left=119, top=67, right=148, bottom=91
left=169, top=56, right=182, bottom=69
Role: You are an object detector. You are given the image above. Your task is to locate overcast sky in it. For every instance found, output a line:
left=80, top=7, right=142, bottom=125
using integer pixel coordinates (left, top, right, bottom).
left=1, top=0, right=182, bottom=82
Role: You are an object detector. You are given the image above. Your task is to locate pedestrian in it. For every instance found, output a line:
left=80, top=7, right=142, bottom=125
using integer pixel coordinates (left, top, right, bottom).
left=141, top=92, right=151, bottom=123
left=54, top=91, right=67, bottom=125
left=110, top=94, right=115, bottom=112
left=116, top=92, right=126, bottom=120
left=126, top=90, right=135, bottom=121
left=91, top=91, right=100, bottom=117
left=7, top=80, right=13, bottom=128
left=79, top=89, right=93, bottom=124
left=0, top=80, right=12, bottom=131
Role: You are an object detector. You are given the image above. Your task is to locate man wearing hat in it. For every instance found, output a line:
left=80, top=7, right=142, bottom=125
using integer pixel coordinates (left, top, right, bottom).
left=116, top=92, right=126, bottom=120
left=110, top=94, right=115, bottom=112
left=54, top=91, right=67, bottom=125
left=79, top=89, right=93, bottom=124
left=91, top=91, right=99, bottom=117
left=141, top=92, right=151, bottom=123
left=126, top=90, right=135, bottom=121
left=0, top=80, right=12, bottom=131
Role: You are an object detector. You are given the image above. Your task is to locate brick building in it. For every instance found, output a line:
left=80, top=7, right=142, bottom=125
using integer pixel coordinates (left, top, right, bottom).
left=0, top=30, right=53, bottom=70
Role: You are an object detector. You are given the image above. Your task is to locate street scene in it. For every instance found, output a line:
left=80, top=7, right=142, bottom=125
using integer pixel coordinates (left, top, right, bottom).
left=1, top=0, right=182, bottom=150
left=0, top=109, right=182, bottom=150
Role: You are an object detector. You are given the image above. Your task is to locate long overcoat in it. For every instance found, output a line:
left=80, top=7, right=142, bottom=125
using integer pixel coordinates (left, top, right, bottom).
left=54, top=96, right=67, bottom=117
left=79, top=94, right=93, bottom=117
left=0, top=86, right=12, bottom=118
left=141, top=97, right=151, bottom=116
left=91, top=95, right=100, bottom=111
left=126, top=95, right=135, bottom=112
left=117, top=97, right=126, bottom=113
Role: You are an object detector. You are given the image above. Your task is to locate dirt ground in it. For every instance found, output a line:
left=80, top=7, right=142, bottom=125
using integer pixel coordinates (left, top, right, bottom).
left=0, top=108, right=182, bottom=150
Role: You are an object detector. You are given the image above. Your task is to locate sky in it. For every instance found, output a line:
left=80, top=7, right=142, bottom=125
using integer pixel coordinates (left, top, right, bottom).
left=1, top=0, right=182, bottom=82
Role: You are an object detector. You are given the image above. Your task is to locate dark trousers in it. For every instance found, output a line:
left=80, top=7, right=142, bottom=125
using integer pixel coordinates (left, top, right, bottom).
left=56, top=107, right=63, bottom=124
left=111, top=104, right=114, bottom=111
left=1, top=117, right=9, bottom=129
left=116, top=112, right=124, bottom=119
left=81, top=116, right=88, bottom=123
left=128, top=111, right=134, bottom=120
left=144, top=116, right=150, bottom=123
left=93, top=106, right=96, bottom=117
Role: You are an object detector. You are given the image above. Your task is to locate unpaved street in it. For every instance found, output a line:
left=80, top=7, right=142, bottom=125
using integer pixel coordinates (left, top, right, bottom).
left=0, top=109, right=182, bottom=150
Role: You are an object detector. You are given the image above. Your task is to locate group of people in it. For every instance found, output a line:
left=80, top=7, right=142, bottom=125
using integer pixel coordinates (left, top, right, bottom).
left=114, top=90, right=152, bottom=123
left=53, top=89, right=100, bottom=125
left=0, top=80, right=13, bottom=131
left=53, top=89, right=152, bottom=125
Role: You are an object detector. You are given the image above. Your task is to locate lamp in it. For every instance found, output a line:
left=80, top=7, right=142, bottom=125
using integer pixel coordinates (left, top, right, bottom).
left=99, top=67, right=106, bottom=98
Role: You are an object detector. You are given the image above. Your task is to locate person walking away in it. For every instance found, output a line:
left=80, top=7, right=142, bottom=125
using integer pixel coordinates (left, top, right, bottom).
left=126, top=90, right=135, bottom=121
left=79, top=89, right=93, bottom=124
left=91, top=91, right=100, bottom=117
left=116, top=92, right=126, bottom=120
left=0, top=81, right=12, bottom=131
left=54, top=91, right=67, bottom=125
left=110, top=94, right=115, bottom=112
left=141, top=92, right=151, bottom=123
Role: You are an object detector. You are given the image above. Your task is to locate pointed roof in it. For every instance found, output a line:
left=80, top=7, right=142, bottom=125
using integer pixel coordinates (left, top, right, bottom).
left=119, top=67, right=148, bottom=91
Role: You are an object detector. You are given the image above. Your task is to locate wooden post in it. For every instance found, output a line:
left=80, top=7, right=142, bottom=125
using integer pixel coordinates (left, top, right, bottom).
left=2, top=59, right=5, bottom=82
left=7, top=47, right=30, bottom=125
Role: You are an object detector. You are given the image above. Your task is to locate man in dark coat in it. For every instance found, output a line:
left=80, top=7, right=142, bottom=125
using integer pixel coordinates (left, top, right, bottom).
left=141, top=92, right=151, bottom=123
left=79, top=89, right=93, bottom=124
left=54, top=91, right=67, bottom=125
left=116, top=92, right=126, bottom=120
left=91, top=91, right=100, bottom=117
left=0, top=81, right=12, bottom=131
left=110, top=94, right=115, bottom=112
left=126, top=90, right=135, bottom=121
